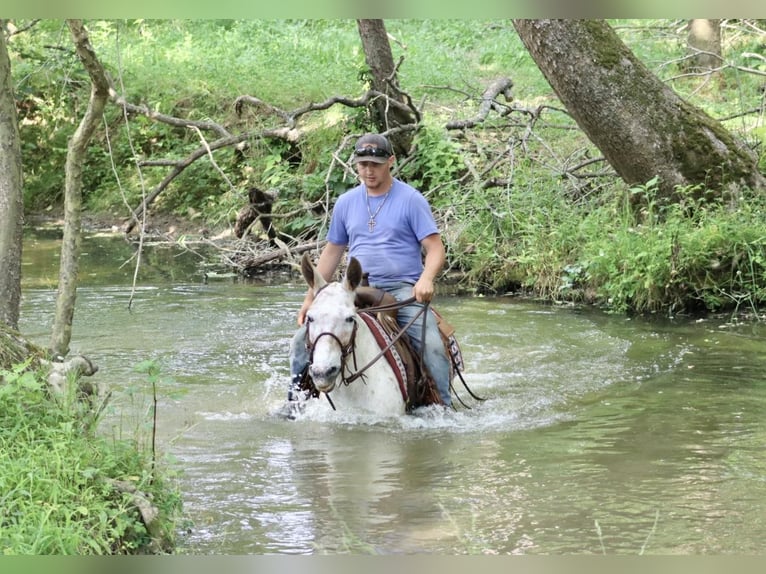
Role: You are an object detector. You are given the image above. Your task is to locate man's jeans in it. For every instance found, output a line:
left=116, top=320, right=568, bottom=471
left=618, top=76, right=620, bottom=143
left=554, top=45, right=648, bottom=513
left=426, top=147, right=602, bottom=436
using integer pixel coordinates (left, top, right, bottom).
left=289, top=282, right=452, bottom=406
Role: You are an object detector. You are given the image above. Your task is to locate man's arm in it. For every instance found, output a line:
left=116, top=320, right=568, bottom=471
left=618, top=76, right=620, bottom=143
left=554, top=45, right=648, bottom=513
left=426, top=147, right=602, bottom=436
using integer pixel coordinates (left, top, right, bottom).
left=413, top=233, right=446, bottom=303
left=297, top=242, right=346, bottom=325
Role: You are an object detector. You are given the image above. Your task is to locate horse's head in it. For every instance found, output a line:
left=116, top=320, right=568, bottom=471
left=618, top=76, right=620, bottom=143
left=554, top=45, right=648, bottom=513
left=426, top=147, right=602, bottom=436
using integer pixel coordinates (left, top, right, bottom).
left=301, top=253, right=363, bottom=393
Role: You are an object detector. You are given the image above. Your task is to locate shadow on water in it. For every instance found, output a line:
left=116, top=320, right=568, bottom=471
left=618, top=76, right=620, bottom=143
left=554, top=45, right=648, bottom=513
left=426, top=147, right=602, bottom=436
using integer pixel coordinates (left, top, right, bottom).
left=18, top=229, right=766, bottom=554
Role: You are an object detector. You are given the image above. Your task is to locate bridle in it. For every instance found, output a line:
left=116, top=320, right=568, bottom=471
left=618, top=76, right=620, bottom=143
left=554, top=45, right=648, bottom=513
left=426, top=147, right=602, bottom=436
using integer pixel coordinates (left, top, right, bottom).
left=304, top=317, right=360, bottom=382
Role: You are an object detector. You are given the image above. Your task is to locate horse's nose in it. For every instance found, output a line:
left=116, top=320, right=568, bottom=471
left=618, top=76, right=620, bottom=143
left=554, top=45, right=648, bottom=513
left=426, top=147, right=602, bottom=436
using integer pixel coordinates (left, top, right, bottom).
left=309, top=364, right=340, bottom=386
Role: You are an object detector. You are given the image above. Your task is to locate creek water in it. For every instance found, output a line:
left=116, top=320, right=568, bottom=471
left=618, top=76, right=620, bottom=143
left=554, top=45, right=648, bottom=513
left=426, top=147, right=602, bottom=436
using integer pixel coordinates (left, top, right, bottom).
left=18, top=228, right=766, bottom=554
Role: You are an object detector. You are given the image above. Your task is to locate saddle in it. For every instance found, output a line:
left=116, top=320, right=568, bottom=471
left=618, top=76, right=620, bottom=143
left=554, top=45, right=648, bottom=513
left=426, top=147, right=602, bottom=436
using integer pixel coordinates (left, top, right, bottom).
left=354, top=286, right=464, bottom=411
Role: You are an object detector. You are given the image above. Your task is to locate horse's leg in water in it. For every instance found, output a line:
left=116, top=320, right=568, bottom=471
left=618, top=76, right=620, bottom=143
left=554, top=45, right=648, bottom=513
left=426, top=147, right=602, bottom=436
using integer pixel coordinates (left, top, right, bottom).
left=288, top=324, right=310, bottom=400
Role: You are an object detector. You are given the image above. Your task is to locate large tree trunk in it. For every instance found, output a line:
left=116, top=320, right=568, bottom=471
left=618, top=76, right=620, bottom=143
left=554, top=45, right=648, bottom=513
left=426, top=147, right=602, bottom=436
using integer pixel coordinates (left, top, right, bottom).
left=50, top=20, right=110, bottom=357
left=512, top=19, right=765, bottom=204
left=356, top=19, right=416, bottom=155
left=685, top=19, right=722, bottom=72
left=0, top=25, right=24, bottom=330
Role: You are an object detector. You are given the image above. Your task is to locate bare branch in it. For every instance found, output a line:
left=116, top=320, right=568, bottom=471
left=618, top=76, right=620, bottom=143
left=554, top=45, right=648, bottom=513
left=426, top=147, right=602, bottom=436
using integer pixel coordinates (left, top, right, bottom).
left=446, top=77, right=514, bottom=130
left=234, top=95, right=292, bottom=125
left=217, top=238, right=327, bottom=274
left=111, top=89, right=232, bottom=138
left=5, top=19, right=41, bottom=37
left=121, top=87, right=423, bottom=234
left=123, top=127, right=301, bottom=234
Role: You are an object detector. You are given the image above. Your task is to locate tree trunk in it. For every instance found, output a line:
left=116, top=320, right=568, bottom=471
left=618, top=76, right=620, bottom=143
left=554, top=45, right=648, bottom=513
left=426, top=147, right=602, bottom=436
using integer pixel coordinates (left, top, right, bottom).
left=50, top=20, right=111, bottom=357
left=2, top=322, right=99, bottom=397
left=512, top=19, right=765, bottom=204
left=356, top=19, right=416, bottom=155
left=686, top=19, right=722, bottom=72
left=0, top=25, right=24, bottom=330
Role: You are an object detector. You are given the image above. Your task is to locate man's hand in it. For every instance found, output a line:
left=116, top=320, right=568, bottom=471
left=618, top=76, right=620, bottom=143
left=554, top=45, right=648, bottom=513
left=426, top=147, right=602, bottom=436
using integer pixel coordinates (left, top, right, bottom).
left=413, top=276, right=435, bottom=303
left=414, top=233, right=444, bottom=303
left=297, top=291, right=314, bottom=325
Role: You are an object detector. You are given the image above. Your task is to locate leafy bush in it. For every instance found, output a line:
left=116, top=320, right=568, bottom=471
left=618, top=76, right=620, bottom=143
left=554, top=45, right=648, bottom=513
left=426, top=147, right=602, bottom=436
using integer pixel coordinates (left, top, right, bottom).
left=576, top=180, right=766, bottom=314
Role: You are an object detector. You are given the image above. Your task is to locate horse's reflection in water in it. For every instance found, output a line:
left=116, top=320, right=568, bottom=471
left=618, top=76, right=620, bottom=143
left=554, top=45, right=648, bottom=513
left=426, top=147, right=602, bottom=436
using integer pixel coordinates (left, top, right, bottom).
left=279, top=255, right=474, bottom=551
left=284, top=424, right=459, bottom=553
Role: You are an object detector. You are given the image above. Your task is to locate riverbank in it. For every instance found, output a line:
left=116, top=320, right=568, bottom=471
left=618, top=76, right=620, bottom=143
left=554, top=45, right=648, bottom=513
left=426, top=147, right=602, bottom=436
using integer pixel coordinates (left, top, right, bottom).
left=23, top=209, right=766, bottom=320
left=0, top=354, right=182, bottom=554
left=26, top=209, right=226, bottom=241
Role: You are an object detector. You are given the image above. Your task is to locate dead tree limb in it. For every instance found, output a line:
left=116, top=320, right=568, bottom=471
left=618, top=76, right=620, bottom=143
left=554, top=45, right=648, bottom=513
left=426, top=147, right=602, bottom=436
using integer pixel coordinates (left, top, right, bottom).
left=218, top=239, right=327, bottom=274
left=234, top=89, right=415, bottom=126
left=111, top=90, right=232, bottom=138
left=446, top=77, right=514, bottom=130
left=122, top=126, right=299, bottom=234
left=234, top=187, right=285, bottom=243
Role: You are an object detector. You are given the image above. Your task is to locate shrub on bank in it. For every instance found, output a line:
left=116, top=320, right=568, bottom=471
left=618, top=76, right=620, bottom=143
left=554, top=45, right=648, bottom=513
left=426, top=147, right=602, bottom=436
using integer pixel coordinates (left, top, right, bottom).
left=0, top=362, right=181, bottom=554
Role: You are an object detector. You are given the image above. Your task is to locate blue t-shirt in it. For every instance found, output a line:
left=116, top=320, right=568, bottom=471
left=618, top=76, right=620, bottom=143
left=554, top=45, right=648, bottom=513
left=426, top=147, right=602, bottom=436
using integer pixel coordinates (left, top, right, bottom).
left=327, top=179, right=439, bottom=284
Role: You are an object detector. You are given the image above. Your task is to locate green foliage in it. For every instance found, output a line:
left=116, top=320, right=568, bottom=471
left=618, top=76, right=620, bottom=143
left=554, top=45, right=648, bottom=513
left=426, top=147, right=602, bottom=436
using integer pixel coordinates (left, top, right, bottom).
left=567, top=180, right=766, bottom=315
left=399, top=127, right=464, bottom=196
left=442, top=167, right=766, bottom=316
left=8, top=19, right=766, bottom=314
left=443, top=171, right=587, bottom=297
left=89, top=20, right=365, bottom=109
left=0, top=363, right=182, bottom=554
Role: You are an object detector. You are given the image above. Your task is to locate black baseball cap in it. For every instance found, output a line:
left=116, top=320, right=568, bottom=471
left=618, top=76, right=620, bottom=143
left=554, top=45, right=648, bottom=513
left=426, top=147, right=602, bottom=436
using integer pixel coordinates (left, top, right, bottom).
left=351, top=133, right=393, bottom=164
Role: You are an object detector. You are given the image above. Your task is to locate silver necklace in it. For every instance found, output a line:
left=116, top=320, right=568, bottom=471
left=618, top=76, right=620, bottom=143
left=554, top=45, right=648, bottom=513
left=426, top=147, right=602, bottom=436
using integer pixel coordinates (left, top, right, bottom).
left=366, top=182, right=393, bottom=232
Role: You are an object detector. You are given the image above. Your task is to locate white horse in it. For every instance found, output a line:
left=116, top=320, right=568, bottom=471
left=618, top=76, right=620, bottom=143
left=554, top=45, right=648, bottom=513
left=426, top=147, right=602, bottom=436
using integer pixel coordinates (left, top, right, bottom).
left=299, top=253, right=408, bottom=417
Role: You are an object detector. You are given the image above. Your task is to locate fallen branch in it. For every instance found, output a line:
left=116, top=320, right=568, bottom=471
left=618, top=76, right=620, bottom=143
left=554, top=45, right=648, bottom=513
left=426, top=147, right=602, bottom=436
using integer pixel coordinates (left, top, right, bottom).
left=446, top=77, right=514, bottom=129
left=122, top=127, right=299, bottom=234
left=111, top=89, right=232, bottom=138
left=105, top=478, right=169, bottom=553
left=234, top=89, right=415, bottom=127
left=219, top=239, right=327, bottom=274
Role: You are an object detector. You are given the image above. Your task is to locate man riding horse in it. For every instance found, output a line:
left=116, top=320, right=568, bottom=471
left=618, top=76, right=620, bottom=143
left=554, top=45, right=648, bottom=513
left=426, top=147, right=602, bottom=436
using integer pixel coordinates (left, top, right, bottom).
left=284, top=133, right=452, bottom=414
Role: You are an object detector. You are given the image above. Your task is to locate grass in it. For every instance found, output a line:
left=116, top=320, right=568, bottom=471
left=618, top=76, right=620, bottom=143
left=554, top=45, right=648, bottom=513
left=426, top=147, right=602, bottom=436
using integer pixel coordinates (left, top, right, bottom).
left=0, top=361, right=182, bottom=554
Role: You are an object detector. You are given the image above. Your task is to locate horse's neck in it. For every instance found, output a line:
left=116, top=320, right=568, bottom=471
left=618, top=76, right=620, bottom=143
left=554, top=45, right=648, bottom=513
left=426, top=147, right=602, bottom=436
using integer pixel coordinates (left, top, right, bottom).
left=347, top=316, right=391, bottom=378
left=333, top=315, right=405, bottom=414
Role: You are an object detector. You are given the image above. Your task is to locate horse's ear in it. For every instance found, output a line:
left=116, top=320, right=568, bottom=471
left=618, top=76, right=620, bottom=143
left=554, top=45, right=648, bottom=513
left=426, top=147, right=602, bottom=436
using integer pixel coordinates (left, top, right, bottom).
left=301, top=253, right=326, bottom=292
left=344, top=257, right=363, bottom=291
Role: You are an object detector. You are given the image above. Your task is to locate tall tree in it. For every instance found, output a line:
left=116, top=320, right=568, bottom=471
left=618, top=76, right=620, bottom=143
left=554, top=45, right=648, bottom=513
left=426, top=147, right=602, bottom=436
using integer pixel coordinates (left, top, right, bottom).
left=512, top=19, right=765, bottom=204
left=685, top=19, right=722, bottom=72
left=356, top=19, right=417, bottom=155
left=50, top=20, right=110, bottom=357
left=0, top=23, right=23, bottom=330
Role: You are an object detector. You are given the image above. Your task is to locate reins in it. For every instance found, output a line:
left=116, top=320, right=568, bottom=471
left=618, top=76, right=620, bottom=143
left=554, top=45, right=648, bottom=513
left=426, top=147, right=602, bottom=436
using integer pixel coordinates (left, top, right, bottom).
left=361, top=296, right=487, bottom=407
left=304, top=296, right=423, bottom=410
left=343, top=296, right=423, bottom=385
left=305, top=292, right=487, bottom=410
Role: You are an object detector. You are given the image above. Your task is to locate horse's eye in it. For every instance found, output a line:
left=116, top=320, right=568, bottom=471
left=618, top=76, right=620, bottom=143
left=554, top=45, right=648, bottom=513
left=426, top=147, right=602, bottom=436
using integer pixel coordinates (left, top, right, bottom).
left=345, top=316, right=355, bottom=323
left=305, top=315, right=314, bottom=323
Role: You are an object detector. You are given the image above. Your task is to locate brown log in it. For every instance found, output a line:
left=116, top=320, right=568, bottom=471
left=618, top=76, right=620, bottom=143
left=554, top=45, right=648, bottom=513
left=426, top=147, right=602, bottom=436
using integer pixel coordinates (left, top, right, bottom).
left=234, top=187, right=279, bottom=241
